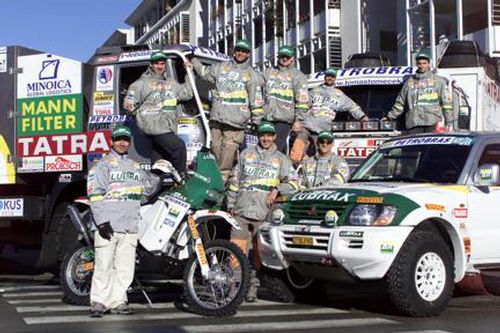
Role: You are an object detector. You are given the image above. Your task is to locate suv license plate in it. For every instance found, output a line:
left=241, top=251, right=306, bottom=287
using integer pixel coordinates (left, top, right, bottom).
left=292, top=236, right=313, bottom=246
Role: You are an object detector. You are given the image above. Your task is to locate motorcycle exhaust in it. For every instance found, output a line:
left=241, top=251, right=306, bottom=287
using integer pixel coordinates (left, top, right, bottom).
left=67, top=204, right=92, bottom=247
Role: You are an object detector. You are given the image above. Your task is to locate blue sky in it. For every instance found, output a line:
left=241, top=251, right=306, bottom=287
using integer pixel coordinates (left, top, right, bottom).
left=0, top=0, right=142, bottom=62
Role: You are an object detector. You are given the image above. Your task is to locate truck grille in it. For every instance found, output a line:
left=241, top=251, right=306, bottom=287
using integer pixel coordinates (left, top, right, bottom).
left=286, top=201, right=349, bottom=223
left=280, top=230, right=331, bottom=251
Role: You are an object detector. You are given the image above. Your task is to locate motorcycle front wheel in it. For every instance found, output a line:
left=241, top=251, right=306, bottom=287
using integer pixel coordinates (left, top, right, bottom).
left=184, top=239, right=250, bottom=316
left=60, top=244, right=93, bottom=305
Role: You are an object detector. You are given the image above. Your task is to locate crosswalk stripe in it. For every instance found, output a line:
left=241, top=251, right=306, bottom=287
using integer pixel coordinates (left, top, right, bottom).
left=2, top=291, right=62, bottom=298
left=14, top=299, right=289, bottom=313
left=8, top=299, right=62, bottom=305
left=24, top=307, right=347, bottom=325
left=0, top=285, right=61, bottom=293
left=180, top=318, right=399, bottom=332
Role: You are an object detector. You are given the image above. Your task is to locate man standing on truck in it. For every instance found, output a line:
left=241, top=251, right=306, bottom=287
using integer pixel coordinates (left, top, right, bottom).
left=226, top=122, right=299, bottom=302
left=298, top=131, right=350, bottom=188
left=186, top=39, right=264, bottom=183
left=382, top=52, right=453, bottom=134
left=263, top=45, right=309, bottom=155
left=87, top=125, right=159, bottom=317
left=123, top=51, right=193, bottom=178
left=294, top=68, right=368, bottom=158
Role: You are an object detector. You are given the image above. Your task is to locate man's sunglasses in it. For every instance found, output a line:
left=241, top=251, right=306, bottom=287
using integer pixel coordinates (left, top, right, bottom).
left=235, top=48, right=250, bottom=53
left=318, top=139, right=333, bottom=145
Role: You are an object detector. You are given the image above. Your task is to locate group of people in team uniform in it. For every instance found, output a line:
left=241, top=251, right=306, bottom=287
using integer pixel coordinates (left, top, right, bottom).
left=85, top=39, right=454, bottom=316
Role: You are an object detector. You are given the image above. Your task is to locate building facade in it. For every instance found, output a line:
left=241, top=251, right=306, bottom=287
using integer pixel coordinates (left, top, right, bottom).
left=106, top=0, right=500, bottom=72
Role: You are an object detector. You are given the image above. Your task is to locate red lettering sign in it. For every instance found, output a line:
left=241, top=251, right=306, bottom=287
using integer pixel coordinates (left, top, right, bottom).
left=17, top=130, right=111, bottom=156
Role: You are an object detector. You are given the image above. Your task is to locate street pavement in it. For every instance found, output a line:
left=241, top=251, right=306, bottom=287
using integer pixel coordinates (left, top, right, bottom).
left=0, top=275, right=500, bottom=333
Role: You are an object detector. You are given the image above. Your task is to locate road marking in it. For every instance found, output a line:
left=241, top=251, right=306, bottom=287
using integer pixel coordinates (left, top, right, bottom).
left=180, top=318, right=399, bottom=332
left=8, top=298, right=62, bottom=305
left=0, top=285, right=60, bottom=293
left=14, top=299, right=288, bottom=313
left=2, top=291, right=62, bottom=298
left=24, top=307, right=348, bottom=325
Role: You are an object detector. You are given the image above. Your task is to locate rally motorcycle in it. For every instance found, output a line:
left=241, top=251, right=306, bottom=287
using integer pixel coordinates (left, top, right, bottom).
left=60, top=148, right=250, bottom=317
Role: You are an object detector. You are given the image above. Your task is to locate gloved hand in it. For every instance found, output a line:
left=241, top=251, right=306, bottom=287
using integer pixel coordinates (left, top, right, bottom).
left=98, top=222, right=114, bottom=240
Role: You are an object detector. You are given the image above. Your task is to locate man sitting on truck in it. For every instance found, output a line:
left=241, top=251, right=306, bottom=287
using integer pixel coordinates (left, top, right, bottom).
left=123, top=51, right=193, bottom=178
left=298, top=131, right=351, bottom=188
left=293, top=68, right=368, bottom=159
left=87, top=125, right=159, bottom=317
left=226, top=122, right=299, bottom=302
left=381, top=52, right=453, bottom=134
left=186, top=39, right=264, bottom=184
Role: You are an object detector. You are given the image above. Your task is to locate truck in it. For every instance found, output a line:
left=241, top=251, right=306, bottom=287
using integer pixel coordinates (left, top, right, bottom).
left=258, top=132, right=500, bottom=317
left=307, top=40, right=500, bottom=171
left=0, top=44, right=226, bottom=272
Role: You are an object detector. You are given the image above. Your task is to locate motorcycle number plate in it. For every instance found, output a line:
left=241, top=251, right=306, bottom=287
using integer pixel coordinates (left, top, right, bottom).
left=292, top=236, right=313, bottom=246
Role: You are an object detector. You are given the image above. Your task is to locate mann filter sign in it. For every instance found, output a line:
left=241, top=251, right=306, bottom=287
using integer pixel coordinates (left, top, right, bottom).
left=16, top=53, right=82, bottom=136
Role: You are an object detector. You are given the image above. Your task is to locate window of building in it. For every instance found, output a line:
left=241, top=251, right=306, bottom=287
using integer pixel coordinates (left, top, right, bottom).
left=314, top=49, right=326, bottom=73
left=299, top=56, right=311, bottom=74
left=314, top=1, right=326, bottom=15
left=380, top=30, right=397, bottom=52
left=218, top=39, right=225, bottom=53
left=265, top=11, right=274, bottom=42
left=254, top=16, right=263, bottom=47
left=299, top=1, right=310, bottom=25
left=286, top=1, right=296, bottom=29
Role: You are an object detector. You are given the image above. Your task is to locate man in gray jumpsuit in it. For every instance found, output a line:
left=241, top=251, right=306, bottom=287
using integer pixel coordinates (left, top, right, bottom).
left=382, top=53, right=453, bottom=134
left=187, top=39, right=264, bottom=183
left=88, top=125, right=159, bottom=317
left=124, top=51, right=193, bottom=176
left=226, top=122, right=299, bottom=301
left=298, top=131, right=350, bottom=188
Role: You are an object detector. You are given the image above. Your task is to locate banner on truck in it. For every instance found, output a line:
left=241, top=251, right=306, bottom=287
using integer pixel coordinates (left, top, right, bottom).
left=17, top=130, right=111, bottom=157
left=0, top=198, right=23, bottom=217
left=17, top=54, right=82, bottom=98
left=45, top=155, right=82, bottom=172
left=95, top=66, right=114, bottom=91
left=16, top=94, right=83, bottom=136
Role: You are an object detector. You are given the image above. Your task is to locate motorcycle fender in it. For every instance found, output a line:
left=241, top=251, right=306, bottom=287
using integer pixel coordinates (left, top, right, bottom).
left=176, top=210, right=241, bottom=248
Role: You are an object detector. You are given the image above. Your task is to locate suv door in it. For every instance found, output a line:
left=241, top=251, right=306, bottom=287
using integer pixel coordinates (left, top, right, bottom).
left=467, top=142, right=500, bottom=263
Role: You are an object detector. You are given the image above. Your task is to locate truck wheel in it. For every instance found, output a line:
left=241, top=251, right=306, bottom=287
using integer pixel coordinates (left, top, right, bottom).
left=260, top=266, right=320, bottom=303
left=384, top=230, right=454, bottom=317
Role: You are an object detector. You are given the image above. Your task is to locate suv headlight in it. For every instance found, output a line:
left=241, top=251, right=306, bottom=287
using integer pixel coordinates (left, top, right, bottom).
left=270, top=207, right=285, bottom=225
left=348, top=204, right=398, bottom=226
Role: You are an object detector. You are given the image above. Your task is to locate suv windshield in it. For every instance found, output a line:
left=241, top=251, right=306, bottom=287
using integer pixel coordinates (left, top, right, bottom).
left=351, top=137, right=473, bottom=183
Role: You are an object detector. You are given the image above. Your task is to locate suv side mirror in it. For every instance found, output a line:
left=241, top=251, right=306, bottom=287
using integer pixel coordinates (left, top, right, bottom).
left=474, top=163, right=500, bottom=186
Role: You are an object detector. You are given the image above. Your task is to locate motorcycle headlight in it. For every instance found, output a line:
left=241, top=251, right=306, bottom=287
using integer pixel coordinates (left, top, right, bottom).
left=348, top=204, right=397, bottom=226
left=271, top=208, right=285, bottom=225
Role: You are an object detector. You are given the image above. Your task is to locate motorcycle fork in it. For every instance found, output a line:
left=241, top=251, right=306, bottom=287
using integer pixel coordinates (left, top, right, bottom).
left=187, top=214, right=212, bottom=278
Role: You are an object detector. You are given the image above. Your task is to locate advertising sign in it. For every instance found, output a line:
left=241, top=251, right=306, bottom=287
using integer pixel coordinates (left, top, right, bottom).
left=92, top=92, right=114, bottom=115
left=17, top=156, right=44, bottom=173
left=95, top=66, right=114, bottom=91
left=334, top=66, right=416, bottom=87
left=16, top=94, right=83, bottom=136
left=0, top=198, right=23, bottom=217
left=17, top=130, right=111, bottom=157
left=45, top=155, right=82, bottom=172
left=16, top=53, right=83, bottom=136
left=0, top=46, right=6, bottom=73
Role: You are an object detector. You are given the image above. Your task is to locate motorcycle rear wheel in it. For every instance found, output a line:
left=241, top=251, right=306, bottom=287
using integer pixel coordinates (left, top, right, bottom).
left=184, top=239, right=250, bottom=316
left=60, top=244, right=93, bottom=305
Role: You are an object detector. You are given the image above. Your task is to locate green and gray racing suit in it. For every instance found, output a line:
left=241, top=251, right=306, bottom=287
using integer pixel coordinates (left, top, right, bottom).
left=192, top=58, right=264, bottom=128
left=299, top=153, right=350, bottom=188
left=263, top=63, right=309, bottom=124
left=88, top=150, right=159, bottom=233
left=302, top=84, right=365, bottom=133
left=124, top=67, right=193, bottom=135
left=387, top=70, right=453, bottom=129
left=226, top=144, right=299, bottom=221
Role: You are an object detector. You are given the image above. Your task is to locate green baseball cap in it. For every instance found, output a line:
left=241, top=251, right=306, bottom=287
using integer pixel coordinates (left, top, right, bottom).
left=257, top=122, right=276, bottom=134
left=234, top=39, right=251, bottom=52
left=324, top=68, right=337, bottom=77
left=318, top=131, right=334, bottom=142
left=111, top=125, right=132, bottom=140
left=415, top=52, right=431, bottom=61
left=150, top=51, right=167, bottom=62
left=278, top=45, right=294, bottom=57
